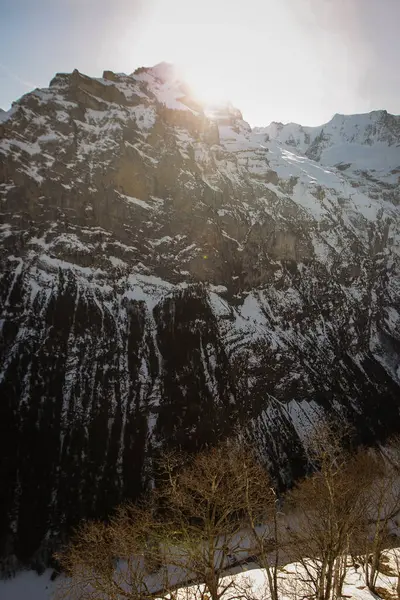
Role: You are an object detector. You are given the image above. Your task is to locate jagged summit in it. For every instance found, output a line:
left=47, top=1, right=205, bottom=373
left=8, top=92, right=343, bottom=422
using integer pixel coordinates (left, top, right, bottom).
left=0, top=63, right=400, bottom=566
left=132, top=61, right=178, bottom=82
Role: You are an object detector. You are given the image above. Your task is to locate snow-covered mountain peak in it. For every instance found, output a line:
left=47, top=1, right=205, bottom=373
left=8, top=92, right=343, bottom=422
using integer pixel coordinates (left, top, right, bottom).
left=252, top=110, right=400, bottom=192
left=133, top=61, right=178, bottom=83
left=259, top=109, right=400, bottom=149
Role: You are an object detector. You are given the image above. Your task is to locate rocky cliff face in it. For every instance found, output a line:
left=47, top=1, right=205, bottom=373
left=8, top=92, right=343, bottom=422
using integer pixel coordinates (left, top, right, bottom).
left=1, top=62, right=400, bottom=568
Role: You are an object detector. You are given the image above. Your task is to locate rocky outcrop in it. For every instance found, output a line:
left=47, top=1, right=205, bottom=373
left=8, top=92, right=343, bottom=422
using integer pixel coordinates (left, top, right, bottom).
left=0, top=64, right=400, bottom=568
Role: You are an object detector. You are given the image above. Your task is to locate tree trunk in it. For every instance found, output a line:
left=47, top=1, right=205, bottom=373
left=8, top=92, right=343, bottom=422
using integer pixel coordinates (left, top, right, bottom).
left=334, top=554, right=347, bottom=598
left=205, top=570, right=219, bottom=600
left=317, top=557, right=329, bottom=600
left=325, top=559, right=335, bottom=600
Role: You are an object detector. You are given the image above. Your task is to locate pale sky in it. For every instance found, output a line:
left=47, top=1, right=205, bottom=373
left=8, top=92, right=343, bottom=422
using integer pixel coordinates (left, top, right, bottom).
left=0, top=0, right=399, bottom=126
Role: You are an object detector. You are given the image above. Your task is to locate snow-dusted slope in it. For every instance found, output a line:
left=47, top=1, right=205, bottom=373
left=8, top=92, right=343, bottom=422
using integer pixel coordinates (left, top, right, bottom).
left=255, top=110, right=400, bottom=199
left=0, top=64, right=400, bottom=568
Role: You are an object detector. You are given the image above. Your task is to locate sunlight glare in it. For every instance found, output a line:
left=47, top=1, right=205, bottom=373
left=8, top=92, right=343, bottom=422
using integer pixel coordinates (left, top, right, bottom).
left=173, top=24, right=245, bottom=107
left=122, top=0, right=363, bottom=126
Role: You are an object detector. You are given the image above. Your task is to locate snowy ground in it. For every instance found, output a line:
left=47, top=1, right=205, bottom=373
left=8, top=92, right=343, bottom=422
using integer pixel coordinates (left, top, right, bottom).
left=0, top=569, right=54, bottom=600
left=2, top=551, right=400, bottom=600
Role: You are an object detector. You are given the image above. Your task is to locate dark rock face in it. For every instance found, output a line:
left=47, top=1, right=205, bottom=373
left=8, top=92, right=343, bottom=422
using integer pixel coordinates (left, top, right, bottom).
left=0, top=65, right=400, bottom=567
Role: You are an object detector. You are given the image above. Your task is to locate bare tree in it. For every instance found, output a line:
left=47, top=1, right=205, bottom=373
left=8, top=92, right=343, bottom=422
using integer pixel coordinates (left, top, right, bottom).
left=157, top=442, right=272, bottom=600
left=55, top=441, right=278, bottom=600
left=353, top=441, right=400, bottom=592
left=55, top=502, right=171, bottom=600
left=284, top=423, right=375, bottom=600
left=229, top=442, right=282, bottom=600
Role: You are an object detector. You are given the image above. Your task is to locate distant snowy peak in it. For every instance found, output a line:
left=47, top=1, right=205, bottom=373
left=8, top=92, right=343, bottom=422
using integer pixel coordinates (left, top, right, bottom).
left=323, top=110, right=400, bottom=145
left=254, top=110, right=400, bottom=177
left=254, top=121, right=311, bottom=153
left=258, top=110, right=400, bottom=150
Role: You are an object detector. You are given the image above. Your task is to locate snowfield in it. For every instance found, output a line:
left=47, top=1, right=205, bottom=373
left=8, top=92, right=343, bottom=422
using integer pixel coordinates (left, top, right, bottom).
left=2, top=551, right=400, bottom=600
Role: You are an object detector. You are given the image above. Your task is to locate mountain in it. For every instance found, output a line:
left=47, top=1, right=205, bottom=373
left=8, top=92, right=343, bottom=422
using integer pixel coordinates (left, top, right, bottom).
left=255, top=111, right=400, bottom=190
left=1, top=62, right=400, bottom=569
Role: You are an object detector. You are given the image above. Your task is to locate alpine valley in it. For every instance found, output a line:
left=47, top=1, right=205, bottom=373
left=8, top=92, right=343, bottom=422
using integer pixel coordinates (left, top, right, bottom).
left=1, top=63, right=400, bottom=569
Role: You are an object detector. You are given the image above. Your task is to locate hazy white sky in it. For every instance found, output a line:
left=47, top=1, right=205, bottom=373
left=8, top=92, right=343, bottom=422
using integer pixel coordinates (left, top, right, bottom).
left=0, top=0, right=399, bottom=126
